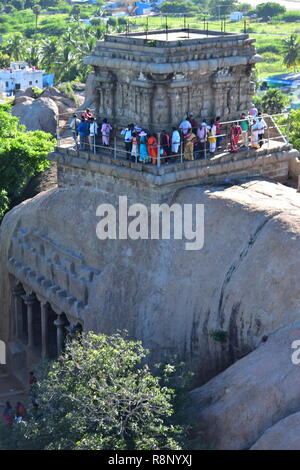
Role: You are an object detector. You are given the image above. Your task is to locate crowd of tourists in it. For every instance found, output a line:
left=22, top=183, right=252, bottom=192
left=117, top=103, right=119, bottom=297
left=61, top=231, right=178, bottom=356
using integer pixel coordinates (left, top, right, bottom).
left=2, top=401, right=26, bottom=425
left=1, top=372, right=39, bottom=427
left=69, top=104, right=268, bottom=163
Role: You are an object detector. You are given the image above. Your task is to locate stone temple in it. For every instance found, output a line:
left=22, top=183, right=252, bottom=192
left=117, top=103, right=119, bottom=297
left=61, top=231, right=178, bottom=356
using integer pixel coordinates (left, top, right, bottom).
left=0, top=28, right=300, bottom=399
left=84, top=28, right=261, bottom=129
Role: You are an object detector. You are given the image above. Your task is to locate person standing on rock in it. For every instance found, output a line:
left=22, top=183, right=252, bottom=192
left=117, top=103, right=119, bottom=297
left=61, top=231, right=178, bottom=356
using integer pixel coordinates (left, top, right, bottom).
left=88, top=117, right=98, bottom=153
left=69, top=113, right=80, bottom=147
left=179, top=116, right=192, bottom=136
left=101, top=118, right=112, bottom=147
left=257, top=113, right=267, bottom=148
left=82, top=108, right=92, bottom=120
left=184, top=128, right=196, bottom=161
left=171, top=127, right=180, bottom=156
left=76, top=116, right=90, bottom=151
left=208, top=119, right=217, bottom=155
left=2, top=401, right=13, bottom=426
left=240, top=113, right=249, bottom=147
left=121, top=124, right=134, bottom=160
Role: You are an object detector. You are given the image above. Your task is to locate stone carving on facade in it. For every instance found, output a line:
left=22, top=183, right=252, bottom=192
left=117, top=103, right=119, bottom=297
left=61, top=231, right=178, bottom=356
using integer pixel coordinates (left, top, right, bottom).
left=84, top=29, right=261, bottom=128
left=8, top=225, right=101, bottom=323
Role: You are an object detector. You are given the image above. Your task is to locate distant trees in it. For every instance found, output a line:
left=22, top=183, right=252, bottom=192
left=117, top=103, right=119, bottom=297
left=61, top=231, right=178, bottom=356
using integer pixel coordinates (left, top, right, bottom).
left=282, top=34, right=300, bottom=72
left=160, top=0, right=201, bottom=15
left=255, top=2, right=286, bottom=20
left=208, top=0, right=239, bottom=16
left=70, top=4, right=81, bottom=22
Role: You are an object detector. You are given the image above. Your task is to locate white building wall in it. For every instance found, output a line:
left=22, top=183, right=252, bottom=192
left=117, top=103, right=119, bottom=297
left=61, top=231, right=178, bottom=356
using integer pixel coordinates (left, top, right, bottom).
left=0, top=66, right=44, bottom=93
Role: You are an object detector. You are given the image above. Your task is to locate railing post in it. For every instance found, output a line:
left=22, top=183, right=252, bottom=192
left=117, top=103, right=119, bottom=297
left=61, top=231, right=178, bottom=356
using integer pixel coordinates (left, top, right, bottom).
left=157, top=132, right=161, bottom=168
left=286, top=111, right=291, bottom=144
left=180, top=132, right=183, bottom=163
left=114, top=134, right=117, bottom=159
left=56, top=115, right=60, bottom=147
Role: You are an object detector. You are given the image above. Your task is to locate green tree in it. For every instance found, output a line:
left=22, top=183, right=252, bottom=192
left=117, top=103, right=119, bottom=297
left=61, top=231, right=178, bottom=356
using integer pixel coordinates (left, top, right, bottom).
left=0, top=105, right=54, bottom=209
left=2, top=34, right=27, bottom=61
left=275, top=109, right=300, bottom=153
left=282, top=34, right=300, bottom=72
left=259, top=88, right=290, bottom=114
left=255, top=2, right=286, bottom=20
left=0, top=332, right=186, bottom=450
left=208, top=0, right=238, bottom=17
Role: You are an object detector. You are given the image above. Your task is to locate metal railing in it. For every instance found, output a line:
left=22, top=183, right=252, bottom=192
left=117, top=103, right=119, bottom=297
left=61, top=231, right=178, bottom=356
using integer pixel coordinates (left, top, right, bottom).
left=56, top=112, right=290, bottom=169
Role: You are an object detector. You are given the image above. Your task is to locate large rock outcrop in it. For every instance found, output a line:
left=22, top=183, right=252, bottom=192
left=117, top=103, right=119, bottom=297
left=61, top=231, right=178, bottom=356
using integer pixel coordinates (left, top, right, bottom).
left=12, top=86, right=78, bottom=134
left=12, top=96, right=59, bottom=134
left=251, top=411, right=300, bottom=450
left=1, top=179, right=300, bottom=386
left=190, top=319, right=300, bottom=449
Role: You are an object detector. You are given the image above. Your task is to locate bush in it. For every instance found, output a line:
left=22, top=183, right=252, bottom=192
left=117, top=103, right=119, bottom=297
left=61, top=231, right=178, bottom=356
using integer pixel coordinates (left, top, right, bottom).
left=0, top=189, right=9, bottom=219
left=30, top=86, right=44, bottom=99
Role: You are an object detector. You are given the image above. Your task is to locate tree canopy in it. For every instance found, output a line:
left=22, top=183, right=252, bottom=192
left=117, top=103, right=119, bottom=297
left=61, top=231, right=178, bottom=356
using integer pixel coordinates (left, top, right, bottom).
left=0, top=105, right=55, bottom=219
left=0, top=332, right=194, bottom=450
left=255, top=2, right=286, bottom=20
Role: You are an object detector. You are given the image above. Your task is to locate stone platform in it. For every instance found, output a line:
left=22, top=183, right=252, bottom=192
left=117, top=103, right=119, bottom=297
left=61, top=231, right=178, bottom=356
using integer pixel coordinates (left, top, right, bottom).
left=50, top=141, right=299, bottom=204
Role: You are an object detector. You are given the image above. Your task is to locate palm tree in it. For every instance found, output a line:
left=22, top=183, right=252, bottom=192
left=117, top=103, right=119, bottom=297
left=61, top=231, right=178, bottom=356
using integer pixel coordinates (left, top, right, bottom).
left=282, top=34, right=300, bottom=72
left=24, top=42, right=41, bottom=67
left=32, top=4, right=41, bottom=32
left=2, top=34, right=27, bottom=61
left=40, top=38, right=59, bottom=71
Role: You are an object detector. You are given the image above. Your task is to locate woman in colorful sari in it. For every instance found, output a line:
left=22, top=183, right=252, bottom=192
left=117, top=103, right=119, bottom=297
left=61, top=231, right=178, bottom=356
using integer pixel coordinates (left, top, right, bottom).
left=229, top=122, right=242, bottom=153
left=148, top=133, right=158, bottom=165
left=139, top=131, right=150, bottom=163
left=184, top=129, right=196, bottom=161
left=208, top=119, right=217, bottom=155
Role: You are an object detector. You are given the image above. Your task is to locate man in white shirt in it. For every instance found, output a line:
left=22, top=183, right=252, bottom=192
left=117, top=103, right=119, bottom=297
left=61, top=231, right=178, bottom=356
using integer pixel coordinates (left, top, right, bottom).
left=88, top=117, right=98, bottom=153
left=257, top=113, right=267, bottom=148
left=171, top=127, right=180, bottom=155
left=69, top=113, right=80, bottom=146
left=179, top=117, right=192, bottom=135
left=121, top=123, right=134, bottom=160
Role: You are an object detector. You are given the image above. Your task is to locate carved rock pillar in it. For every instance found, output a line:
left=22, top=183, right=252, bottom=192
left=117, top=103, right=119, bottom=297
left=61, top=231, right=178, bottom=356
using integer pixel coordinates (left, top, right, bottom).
left=12, top=285, right=24, bottom=340
left=54, top=314, right=66, bottom=357
left=41, top=303, right=48, bottom=359
left=23, top=294, right=36, bottom=348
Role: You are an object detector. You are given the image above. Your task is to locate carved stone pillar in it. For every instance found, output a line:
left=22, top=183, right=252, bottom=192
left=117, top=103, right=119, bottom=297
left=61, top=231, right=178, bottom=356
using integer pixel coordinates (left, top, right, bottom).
left=54, top=315, right=66, bottom=356
left=41, top=303, right=48, bottom=359
left=23, top=294, right=36, bottom=348
left=12, top=285, right=24, bottom=340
